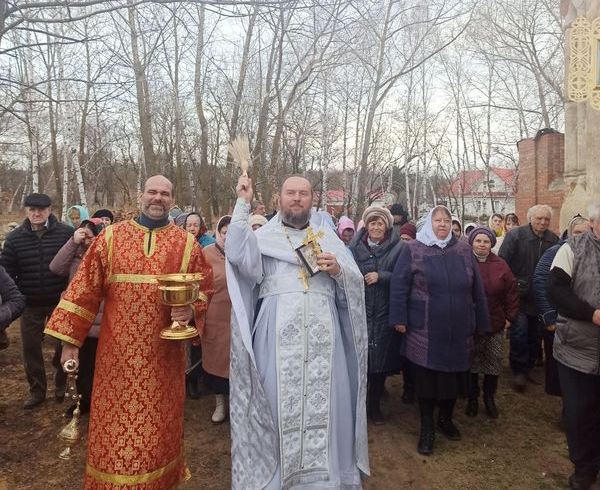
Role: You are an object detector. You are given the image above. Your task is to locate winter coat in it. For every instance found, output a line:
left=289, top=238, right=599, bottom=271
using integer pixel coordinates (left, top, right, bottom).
left=549, top=233, right=600, bottom=375
left=350, top=229, right=404, bottom=373
left=0, top=214, right=73, bottom=306
left=476, top=253, right=519, bottom=333
left=389, top=236, right=491, bottom=372
left=49, top=237, right=103, bottom=338
left=0, top=264, right=26, bottom=330
left=198, top=233, right=216, bottom=248
left=533, top=242, right=562, bottom=327
left=498, top=224, right=558, bottom=315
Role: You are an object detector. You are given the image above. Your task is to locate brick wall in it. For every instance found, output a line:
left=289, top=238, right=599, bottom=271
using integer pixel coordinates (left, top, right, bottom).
left=515, top=130, right=564, bottom=235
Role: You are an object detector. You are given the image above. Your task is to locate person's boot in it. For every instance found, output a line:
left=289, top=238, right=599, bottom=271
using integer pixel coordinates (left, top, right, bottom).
left=368, top=377, right=385, bottom=425
left=417, top=399, right=435, bottom=455
left=483, top=375, right=499, bottom=419
left=54, top=386, right=66, bottom=403
left=437, top=400, right=461, bottom=441
left=369, top=395, right=384, bottom=425
left=401, top=366, right=415, bottom=404
left=568, top=467, right=598, bottom=490
left=211, top=394, right=227, bottom=423
left=0, top=330, right=9, bottom=350
left=465, top=373, right=479, bottom=417
left=186, top=376, right=200, bottom=400
left=512, top=372, right=527, bottom=392
left=23, top=392, right=45, bottom=410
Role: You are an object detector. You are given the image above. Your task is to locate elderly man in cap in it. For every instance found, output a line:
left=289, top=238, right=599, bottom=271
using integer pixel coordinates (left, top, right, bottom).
left=0, top=193, right=73, bottom=408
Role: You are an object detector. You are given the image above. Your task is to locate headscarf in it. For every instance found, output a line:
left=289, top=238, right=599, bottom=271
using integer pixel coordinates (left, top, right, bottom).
left=464, top=222, right=477, bottom=236
left=451, top=219, right=462, bottom=236
left=175, top=212, right=190, bottom=228
left=215, top=215, right=231, bottom=249
left=569, top=215, right=588, bottom=233
left=416, top=205, right=453, bottom=249
left=399, top=222, right=417, bottom=240
left=181, top=212, right=208, bottom=237
left=488, top=214, right=505, bottom=237
left=504, top=213, right=519, bottom=232
left=389, top=203, right=408, bottom=225
left=91, top=209, right=114, bottom=223
left=468, top=226, right=497, bottom=248
left=169, top=206, right=183, bottom=220
left=337, top=216, right=355, bottom=238
left=80, top=217, right=105, bottom=237
left=65, top=205, right=90, bottom=228
left=249, top=214, right=268, bottom=229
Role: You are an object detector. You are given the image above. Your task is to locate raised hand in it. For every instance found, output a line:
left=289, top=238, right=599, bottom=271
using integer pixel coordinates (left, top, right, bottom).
left=236, top=175, right=253, bottom=204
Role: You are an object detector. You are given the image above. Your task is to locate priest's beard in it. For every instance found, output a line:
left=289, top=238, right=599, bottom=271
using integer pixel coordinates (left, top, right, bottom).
left=281, top=208, right=311, bottom=229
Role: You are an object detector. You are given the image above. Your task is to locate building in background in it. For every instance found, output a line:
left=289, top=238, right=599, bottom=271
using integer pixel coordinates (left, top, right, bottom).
left=443, top=167, right=516, bottom=221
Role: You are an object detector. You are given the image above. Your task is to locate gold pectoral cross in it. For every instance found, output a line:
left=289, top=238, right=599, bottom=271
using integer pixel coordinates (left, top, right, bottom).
left=298, top=267, right=309, bottom=292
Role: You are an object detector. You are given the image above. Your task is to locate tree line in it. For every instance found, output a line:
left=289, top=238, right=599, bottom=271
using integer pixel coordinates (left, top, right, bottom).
left=0, top=0, right=564, bottom=224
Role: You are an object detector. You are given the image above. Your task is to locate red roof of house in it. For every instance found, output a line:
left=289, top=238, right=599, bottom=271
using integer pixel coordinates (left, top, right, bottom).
left=448, top=167, right=515, bottom=195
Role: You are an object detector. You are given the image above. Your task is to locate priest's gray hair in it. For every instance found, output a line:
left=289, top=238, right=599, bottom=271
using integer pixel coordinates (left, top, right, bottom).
left=526, top=204, right=552, bottom=222
left=587, top=200, right=600, bottom=222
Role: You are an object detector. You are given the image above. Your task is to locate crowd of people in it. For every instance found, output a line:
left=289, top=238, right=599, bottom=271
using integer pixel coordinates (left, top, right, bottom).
left=0, top=175, right=599, bottom=490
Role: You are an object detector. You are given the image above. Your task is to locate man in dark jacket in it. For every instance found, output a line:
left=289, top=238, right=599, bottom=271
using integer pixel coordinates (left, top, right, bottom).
left=0, top=264, right=26, bottom=350
left=389, top=203, right=409, bottom=239
left=0, top=193, right=73, bottom=408
left=499, top=204, right=558, bottom=391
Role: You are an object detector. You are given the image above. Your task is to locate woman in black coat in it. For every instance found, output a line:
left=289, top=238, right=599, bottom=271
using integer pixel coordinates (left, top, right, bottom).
left=0, top=264, right=26, bottom=349
left=350, top=206, right=404, bottom=424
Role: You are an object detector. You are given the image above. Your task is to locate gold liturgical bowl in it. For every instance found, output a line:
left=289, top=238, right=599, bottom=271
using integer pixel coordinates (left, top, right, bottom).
left=156, top=273, right=206, bottom=341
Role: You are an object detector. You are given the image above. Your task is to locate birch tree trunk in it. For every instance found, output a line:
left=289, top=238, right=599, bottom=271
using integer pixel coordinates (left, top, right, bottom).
left=128, top=1, right=155, bottom=171
left=194, top=4, right=211, bottom=219
left=355, top=0, right=393, bottom=220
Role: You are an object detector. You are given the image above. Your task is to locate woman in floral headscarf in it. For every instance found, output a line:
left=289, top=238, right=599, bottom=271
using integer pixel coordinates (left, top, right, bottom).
left=182, top=212, right=216, bottom=248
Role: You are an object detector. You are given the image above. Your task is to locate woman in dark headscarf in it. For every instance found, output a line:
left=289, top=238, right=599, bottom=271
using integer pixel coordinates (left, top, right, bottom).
left=466, top=227, right=519, bottom=419
left=390, top=205, right=490, bottom=455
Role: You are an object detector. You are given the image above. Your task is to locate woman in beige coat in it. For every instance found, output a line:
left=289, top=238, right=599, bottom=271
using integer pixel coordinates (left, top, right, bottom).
left=201, top=215, right=232, bottom=422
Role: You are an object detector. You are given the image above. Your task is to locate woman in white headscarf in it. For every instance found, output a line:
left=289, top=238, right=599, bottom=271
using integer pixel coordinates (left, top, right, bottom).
left=201, top=215, right=232, bottom=422
left=390, top=205, right=491, bottom=456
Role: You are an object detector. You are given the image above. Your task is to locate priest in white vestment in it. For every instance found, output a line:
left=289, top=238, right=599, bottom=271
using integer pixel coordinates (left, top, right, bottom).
left=226, top=175, right=369, bottom=490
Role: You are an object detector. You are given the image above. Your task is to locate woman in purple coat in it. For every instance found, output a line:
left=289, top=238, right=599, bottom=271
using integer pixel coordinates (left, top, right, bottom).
left=390, top=205, right=490, bottom=456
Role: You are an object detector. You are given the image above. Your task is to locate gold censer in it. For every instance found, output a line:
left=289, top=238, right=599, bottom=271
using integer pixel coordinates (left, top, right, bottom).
left=58, top=359, right=82, bottom=460
left=156, top=272, right=207, bottom=340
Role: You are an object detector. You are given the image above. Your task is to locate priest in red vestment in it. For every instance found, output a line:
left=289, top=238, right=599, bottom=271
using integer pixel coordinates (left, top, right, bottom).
left=45, top=175, right=213, bottom=490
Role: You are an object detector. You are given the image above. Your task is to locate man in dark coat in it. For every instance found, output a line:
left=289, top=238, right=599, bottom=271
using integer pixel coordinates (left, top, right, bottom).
left=389, top=203, right=408, bottom=239
left=0, top=193, right=73, bottom=408
left=498, top=204, right=558, bottom=391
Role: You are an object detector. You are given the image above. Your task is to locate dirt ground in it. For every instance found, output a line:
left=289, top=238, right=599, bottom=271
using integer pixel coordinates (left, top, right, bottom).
left=0, top=323, right=593, bottom=490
